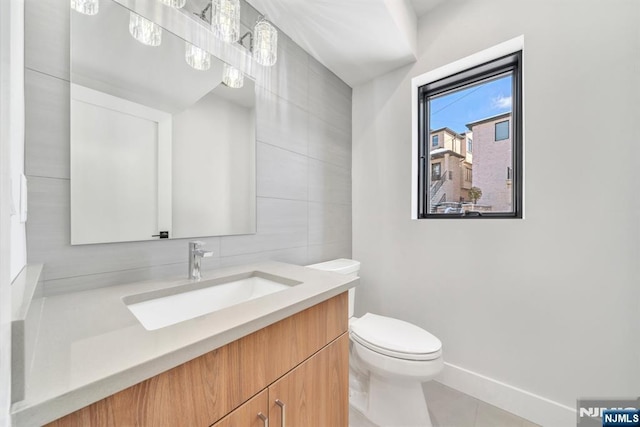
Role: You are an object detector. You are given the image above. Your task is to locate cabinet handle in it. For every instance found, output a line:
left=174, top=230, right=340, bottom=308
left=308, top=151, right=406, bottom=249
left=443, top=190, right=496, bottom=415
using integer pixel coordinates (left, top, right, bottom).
left=275, top=399, right=286, bottom=427
left=257, top=412, right=268, bottom=427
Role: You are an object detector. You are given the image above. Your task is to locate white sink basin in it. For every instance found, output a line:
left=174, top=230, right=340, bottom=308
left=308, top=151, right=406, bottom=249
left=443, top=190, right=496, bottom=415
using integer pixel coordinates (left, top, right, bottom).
left=123, top=272, right=299, bottom=330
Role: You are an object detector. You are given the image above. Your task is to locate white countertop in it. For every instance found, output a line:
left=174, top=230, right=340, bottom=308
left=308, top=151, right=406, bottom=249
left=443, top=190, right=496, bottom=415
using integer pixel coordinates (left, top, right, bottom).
left=10, top=262, right=357, bottom=427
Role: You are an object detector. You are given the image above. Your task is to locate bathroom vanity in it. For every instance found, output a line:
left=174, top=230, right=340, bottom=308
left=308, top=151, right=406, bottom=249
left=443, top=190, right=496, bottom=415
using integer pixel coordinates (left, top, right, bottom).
left=11, top=262, right=355, bottom=426
left=47, top=295, right=348, bottom=426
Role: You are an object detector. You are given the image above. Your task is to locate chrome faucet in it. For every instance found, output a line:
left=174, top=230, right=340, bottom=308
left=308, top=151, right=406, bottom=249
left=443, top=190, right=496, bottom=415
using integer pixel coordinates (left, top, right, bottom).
left=188, top=241, right=213, bottom=280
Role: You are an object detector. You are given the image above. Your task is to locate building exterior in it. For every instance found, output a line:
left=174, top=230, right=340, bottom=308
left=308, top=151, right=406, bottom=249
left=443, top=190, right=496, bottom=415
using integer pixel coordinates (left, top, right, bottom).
left=428, top=127, right=473, bottom=212
left=465, top=112, right=512, bottom=212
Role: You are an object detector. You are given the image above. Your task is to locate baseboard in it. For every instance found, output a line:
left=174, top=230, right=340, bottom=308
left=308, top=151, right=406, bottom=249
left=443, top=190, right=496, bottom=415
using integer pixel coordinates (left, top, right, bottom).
left=438, top=362, right=576, bottom=427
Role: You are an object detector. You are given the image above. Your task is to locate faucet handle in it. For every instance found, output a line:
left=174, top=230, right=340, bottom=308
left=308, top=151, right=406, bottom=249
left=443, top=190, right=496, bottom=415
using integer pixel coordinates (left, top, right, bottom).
left=189, top=240, right=206, bottom=249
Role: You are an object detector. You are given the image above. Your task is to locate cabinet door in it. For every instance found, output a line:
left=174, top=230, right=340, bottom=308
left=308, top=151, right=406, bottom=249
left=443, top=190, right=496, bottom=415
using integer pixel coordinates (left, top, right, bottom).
left=211, top=390, right=269, bottom=427
left=268, top=333, right=349, bottom=427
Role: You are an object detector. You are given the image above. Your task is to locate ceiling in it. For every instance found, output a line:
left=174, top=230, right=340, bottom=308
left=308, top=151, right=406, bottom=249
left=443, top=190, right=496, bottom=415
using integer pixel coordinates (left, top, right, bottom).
left=410, top=0, right=445, bottom=17
left=247, top=0, right=445, bottom=87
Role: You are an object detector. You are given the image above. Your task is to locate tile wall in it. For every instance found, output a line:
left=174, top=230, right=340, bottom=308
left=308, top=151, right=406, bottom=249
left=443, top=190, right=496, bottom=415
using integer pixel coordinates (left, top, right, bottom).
left=25, top=0, right=352, bottom=295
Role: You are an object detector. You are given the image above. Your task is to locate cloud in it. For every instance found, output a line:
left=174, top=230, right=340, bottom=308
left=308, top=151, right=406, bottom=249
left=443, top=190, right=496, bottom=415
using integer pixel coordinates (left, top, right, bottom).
left=492, top=95, right=512, bottom=109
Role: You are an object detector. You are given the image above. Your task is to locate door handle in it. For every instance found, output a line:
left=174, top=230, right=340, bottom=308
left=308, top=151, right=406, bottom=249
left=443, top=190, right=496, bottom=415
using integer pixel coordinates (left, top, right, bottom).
left=257, top=412, right=268, bottom=427
left=275, top=399, right=286, bottom=427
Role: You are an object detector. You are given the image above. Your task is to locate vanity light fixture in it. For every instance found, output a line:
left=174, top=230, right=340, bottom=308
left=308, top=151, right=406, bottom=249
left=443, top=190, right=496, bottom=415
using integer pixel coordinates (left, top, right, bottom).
left=73, top=0, right=277, bottom=78
left=185, top=42, right=211, bottom=71
left=222, top=63, right=244, bottom=88
left=71, top=0, right=99, bottom=15
left=253, top=18, right=277, bottom=66
left=158, top=0, right=186, bottom=8
left=238, top=31, right=253, bottom=51
left=212, top=0, right=241, bottom=43
left=129, top=12, right=162, bottom=47
left=195, top=3, right=213, bottom=23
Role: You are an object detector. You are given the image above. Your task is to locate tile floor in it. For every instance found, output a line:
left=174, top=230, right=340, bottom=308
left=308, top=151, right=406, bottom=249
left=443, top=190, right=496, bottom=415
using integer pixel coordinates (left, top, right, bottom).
left=422, top=381, right=541, bottom=427
left=349, top=380, right=542, bottom=427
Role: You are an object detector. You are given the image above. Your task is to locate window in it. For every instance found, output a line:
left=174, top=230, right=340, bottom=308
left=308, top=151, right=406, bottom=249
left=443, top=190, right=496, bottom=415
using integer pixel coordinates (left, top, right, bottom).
left=465, top=167, right=472, bottom=182
left=415, top=49, right=522, bottom=219
left=431, top=163, right=441, bottom=181
left=495, top=120, right=509, bottom=141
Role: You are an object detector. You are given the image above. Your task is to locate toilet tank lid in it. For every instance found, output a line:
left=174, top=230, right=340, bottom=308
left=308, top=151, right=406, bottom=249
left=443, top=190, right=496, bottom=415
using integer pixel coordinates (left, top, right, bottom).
left=306, top=259, right=360, bottom=275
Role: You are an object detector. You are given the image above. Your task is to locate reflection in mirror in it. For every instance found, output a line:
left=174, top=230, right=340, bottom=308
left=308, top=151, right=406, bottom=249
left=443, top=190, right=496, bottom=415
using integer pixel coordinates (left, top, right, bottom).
left=70, top=0, right=256, bottom=245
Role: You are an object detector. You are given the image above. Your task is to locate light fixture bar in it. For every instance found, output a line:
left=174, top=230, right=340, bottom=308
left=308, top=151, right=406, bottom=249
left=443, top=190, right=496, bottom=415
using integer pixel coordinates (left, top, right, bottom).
left=222, top=63, right=244, bottom=88
left=129, top=12, right=162, bottom=47
left=212, top=0, right=241, bottom=43
left=158, top=0, right=186, bottom=8
left=185, top=42, right=211, bottom=71
left=253, top=18, right=277, bottom=66
left=71, top=0, right=99, bottom=15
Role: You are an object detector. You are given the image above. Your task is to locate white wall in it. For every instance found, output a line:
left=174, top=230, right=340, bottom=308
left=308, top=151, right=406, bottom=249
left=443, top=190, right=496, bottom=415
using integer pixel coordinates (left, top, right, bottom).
left=0, top=1, right=12, bottom=419
left=353, top=0, right=640, bottom=424
left=8, top=0, right=27, bottom=283
left=1, top=0, right=26, bottom=423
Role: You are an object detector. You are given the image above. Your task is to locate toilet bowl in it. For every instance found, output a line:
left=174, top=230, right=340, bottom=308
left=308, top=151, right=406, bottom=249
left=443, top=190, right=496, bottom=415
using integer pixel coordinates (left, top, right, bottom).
left=306, top=259, right=443, bottom=427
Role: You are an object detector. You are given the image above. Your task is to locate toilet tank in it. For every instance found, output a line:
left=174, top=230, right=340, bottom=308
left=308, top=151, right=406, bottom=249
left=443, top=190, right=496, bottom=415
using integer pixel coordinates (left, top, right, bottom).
left=306, top=259, right=359, bottom=318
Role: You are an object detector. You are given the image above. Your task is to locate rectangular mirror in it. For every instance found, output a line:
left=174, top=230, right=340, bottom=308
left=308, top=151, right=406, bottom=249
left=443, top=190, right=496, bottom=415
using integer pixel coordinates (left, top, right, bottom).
left=70, top=0, right=256, bottom=245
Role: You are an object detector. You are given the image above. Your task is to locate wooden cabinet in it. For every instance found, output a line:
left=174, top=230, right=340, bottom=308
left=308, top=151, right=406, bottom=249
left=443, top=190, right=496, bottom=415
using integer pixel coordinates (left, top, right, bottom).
left=269, top=334, right=349, bottom=427
left=212, top=334, right=349, bottom=427
left=211, top=390, right=269, bottom=427
left=46, top=293, right=348, bottom=427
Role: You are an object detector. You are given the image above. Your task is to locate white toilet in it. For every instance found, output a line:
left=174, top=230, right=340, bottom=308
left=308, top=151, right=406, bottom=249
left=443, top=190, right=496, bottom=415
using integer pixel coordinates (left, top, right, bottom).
left=307, top=259, right=443, bottom=427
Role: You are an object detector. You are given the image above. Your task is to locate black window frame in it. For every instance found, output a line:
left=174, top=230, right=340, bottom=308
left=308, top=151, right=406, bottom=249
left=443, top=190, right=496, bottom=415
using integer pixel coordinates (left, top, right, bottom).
left=417, top=51, right=523, bottom=219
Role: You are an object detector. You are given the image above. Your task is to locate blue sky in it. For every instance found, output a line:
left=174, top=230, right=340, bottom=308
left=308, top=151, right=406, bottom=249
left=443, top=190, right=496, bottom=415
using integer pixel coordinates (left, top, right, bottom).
left=429, top=75, right=512, bottom=134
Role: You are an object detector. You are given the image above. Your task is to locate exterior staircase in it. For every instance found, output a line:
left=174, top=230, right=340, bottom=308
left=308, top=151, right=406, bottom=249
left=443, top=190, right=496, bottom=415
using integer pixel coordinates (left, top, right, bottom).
left=429, top=172, right=447, bottom=213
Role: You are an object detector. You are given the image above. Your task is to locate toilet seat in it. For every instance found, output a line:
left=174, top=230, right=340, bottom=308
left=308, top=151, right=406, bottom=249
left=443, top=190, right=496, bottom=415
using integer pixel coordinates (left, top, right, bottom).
left=350, top=313, right=442, bottom=361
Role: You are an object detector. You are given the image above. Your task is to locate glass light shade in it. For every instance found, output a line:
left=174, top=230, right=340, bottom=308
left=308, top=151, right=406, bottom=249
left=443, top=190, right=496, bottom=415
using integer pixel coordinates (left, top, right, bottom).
left=253, top=20, right=277, bottom=66
left=212, top=0, right=240, bottom=43
left=129, top=12, right=162, bottom=47
left=185, top=43, right=211, bottom=71
left=71, top=0, right=99, bottom=15
left=158, top=0, right=186, bottom=8
left=222, top=64, right=244, bottom=88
